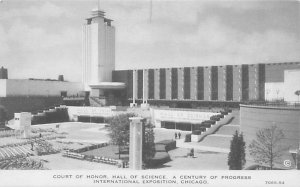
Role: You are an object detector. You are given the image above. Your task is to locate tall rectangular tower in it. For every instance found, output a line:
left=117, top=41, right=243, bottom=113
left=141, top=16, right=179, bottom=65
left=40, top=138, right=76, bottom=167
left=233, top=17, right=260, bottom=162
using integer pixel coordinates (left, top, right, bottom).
left=82, top=9, right=115, bottom=91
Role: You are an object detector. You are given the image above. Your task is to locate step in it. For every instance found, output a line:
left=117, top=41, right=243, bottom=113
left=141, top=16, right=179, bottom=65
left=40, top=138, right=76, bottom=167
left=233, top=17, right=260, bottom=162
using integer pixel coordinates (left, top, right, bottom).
left=6, top=147, right=18, bottom=157
left=0, top=161, right=10, bottom=169
left=0, top=149, right=10, bottom=158
left=18, top=146, right=31, bottom=155
left=14, top=147, right=27, bottom=156
left=209, top=134, right=232, bottom=138
left=0, top=150, right=6, bottom=159
left=215, top=125, right=240, bottom=135
left=3, top=148, right=15, bottom=157
left=197, top=135, right=232, bottom=150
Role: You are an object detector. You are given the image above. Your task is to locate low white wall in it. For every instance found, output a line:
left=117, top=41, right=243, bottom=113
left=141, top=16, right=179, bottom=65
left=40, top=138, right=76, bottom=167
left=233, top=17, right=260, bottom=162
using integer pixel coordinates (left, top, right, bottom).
left=265, top=82, right=284, bottom=101
left=67, top=106, right=116, bottom=121
left=151, top=108, right=219, bottom=127
left=284, top=69, right=300, bottom=102
left=4, top=79, right=83, bottom=97
left=191, top=134, right=201, bottom=142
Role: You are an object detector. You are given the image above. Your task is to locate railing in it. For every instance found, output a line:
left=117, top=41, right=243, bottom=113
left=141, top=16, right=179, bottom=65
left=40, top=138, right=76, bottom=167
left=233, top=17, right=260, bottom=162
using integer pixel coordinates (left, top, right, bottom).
left=244, top=101, right=300, bottom=108
left=62, top=143, right=125, bottom=167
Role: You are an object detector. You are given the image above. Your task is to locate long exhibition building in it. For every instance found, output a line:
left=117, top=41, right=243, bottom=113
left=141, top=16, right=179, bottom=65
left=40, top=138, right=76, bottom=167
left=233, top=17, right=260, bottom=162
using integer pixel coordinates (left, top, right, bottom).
left=112, top=62, right=300, bottom=106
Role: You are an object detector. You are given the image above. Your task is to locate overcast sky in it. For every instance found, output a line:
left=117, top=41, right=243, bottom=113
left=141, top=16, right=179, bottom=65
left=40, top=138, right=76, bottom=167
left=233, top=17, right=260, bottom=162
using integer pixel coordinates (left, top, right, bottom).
left=0, top=0, right=299, bottom=82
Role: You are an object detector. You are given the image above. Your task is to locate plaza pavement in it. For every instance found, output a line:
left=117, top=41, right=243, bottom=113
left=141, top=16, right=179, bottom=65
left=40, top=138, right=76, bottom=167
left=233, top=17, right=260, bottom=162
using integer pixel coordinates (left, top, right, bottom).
left=31, top=153, right=117, bottom=170
left=5, top=110, right=239, bottom=170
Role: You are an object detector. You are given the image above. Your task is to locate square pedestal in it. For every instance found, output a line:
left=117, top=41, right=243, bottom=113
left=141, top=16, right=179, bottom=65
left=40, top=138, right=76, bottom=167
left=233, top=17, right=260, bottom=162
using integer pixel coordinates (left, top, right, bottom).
left=130, top=103, right=138, bottom=108
left=141, top=103, right=150, bottom=110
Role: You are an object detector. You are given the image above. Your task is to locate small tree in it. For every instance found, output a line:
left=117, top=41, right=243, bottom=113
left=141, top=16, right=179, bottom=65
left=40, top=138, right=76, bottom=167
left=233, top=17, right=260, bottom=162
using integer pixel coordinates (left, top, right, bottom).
left=295, top=90, right=300, bottom=102
left=228, top=130, right=246, bottom=170
left=107, top=113, right=155, bottom=162
left=249, top=125, right=285, bottom=169
left=107, top=113, right=134, bottom=159
left=143, top=121, right=155, bottom=164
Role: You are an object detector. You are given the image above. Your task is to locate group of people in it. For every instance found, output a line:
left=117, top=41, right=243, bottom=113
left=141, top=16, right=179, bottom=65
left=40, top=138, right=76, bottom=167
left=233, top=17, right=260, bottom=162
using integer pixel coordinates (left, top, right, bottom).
left=174, top=132, right=182, bottom=139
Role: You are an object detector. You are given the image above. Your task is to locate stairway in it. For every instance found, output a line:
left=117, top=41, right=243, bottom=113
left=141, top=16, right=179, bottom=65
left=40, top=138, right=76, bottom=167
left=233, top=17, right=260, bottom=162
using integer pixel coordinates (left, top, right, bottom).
left=0, top=144, right=33, bottom=161
left=89, top=97, right=104, bottom=107
left=176, top=111, right=240, bottom=153
left=193, top=115, right=240, bottom=152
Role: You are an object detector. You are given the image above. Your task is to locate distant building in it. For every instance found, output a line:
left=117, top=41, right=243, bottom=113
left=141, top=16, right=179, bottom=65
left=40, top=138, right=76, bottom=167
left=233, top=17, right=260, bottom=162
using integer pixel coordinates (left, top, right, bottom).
left=112, top=62, right=300, bottom=106
left=0, top=66, right=8, bottom=79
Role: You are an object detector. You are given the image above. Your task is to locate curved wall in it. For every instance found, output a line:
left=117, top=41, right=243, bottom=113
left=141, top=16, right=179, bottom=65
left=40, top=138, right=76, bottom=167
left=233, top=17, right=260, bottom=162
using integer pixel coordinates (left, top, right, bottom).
left=240, top=104, right=300, bottom=169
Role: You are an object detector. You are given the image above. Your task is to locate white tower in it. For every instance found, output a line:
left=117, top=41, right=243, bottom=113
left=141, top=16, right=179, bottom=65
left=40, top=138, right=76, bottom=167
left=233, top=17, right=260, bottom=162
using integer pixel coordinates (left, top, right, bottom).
left=82, top=8, right=115, bottom=92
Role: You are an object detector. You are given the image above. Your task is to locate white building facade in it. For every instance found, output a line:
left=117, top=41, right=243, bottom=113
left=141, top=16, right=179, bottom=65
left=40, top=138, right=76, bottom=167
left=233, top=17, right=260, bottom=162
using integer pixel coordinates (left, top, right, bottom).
left=82, top=9, right=116, bottom=92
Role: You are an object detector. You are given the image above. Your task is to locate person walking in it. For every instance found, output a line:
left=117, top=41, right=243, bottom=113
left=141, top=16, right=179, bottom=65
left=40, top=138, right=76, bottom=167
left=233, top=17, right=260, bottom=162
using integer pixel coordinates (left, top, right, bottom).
left=190, top=148, right=194, bottom=158
left=175, top=132, right=177, bottom=139
left=178, top=132, right=181, bottom=139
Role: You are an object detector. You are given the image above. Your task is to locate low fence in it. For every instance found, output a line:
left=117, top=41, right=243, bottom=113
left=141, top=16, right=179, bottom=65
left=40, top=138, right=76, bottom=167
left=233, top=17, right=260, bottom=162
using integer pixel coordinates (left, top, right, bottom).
left=0, top=130, right=18, bottom=138
left=62, top=142, right=124, bottom=167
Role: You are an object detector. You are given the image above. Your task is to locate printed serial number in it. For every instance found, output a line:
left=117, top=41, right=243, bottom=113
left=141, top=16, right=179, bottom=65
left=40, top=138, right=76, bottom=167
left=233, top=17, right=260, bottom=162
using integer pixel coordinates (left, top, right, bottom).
left=265, top=181, right=285, bottom=184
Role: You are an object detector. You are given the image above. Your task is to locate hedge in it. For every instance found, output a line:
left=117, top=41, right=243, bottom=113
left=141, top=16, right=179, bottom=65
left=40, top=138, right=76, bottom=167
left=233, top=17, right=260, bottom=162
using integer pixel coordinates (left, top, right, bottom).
left=155, top=144, right=166, bottom=152
left=156, top=140, right=176, bottom=152
left=146, top=152, right=171, bottom=167
left=210, top=115, right=221, bottom=121
left=185, top=134, right=192, bottom=142
left=192, top=130, right=202, bottom=135
left=32, top=107, right=69, bottom=125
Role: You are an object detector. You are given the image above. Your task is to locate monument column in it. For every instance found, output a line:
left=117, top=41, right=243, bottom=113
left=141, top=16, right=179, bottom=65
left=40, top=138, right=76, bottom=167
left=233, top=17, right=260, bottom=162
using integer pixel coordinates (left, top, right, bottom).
left=130, top=70, right=137, bottom=107
left=141, top=69, right=150, bottom=109
left=14, top=112, right=31, bottom=138
left=129, top=117, right=144, bottom=170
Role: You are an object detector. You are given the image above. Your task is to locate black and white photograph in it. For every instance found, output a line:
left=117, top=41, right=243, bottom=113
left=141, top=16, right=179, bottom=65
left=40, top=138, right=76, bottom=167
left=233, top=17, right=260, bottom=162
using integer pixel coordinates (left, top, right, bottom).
left=0, top=0, right=299, bottom=186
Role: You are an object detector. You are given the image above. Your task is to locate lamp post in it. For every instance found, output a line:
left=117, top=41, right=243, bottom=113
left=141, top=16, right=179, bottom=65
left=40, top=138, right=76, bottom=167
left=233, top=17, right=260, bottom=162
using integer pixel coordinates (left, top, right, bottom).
left=289, top=148, right=299, bottom=170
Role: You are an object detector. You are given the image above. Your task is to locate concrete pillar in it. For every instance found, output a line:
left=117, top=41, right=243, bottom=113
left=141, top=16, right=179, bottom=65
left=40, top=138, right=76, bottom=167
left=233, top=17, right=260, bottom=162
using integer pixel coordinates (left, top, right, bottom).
left=14, top=112, right=31, bottom=138
left=130, top=70, right=138, bottom=107
left=142, top=69, right=145, bottom=104
left=129, top=117, right=144, bottom=170
left=141, top=69, right=150, bottom=109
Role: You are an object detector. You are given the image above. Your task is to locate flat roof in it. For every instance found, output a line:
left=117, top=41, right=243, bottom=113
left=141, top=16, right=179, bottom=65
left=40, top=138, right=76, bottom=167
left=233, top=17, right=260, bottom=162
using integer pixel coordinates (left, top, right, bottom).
left=89, top=82, right=126, bottom=90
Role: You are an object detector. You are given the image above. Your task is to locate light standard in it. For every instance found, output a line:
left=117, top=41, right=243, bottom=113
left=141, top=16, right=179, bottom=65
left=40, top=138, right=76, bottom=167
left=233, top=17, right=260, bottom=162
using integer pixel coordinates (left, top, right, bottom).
left=276, top=89, right=280, bottom=101
left=266, top=89, right=270, bottom=102
left=289, top=148, right=299, bottom=170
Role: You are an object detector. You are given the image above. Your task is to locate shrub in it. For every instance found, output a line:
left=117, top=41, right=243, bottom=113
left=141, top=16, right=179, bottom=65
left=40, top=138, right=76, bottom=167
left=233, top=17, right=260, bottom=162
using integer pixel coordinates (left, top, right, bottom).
left=156, top=140, right=176, bottom=152
left=221, top=111, right=228, bottom=115
left=146, top=152, right=171, bottom=167
left=35, top=140, right=59, bottom=156
left=201, top=124, right=211, bottom=128
left=0, top=157, right=46, bottom=170
left=192, top=130, right=202, bottom=135
left=210, top=115, right=221, bottom=121
left=206, top=120, right=216, bottom=124
left=155, top=144, right=166, bottom=152
left=216, top=114, right=224, bottom=118
left=185, top=134, right=192, bottom=142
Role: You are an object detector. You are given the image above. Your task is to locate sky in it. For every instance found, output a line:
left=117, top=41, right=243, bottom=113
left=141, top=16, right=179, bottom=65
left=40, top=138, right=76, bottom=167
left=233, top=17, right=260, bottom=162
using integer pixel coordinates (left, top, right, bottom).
left=0, top=0, right=299, bottom=82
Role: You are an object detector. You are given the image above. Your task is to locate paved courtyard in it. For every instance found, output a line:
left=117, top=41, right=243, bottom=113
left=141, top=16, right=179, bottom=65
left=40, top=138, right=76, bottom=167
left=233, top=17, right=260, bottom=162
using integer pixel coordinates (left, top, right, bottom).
left=3, top=119, right=237, bottom=170
left=31, top=153, right=117, bottom=170
left=157, top=148, right=228, bottom=170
